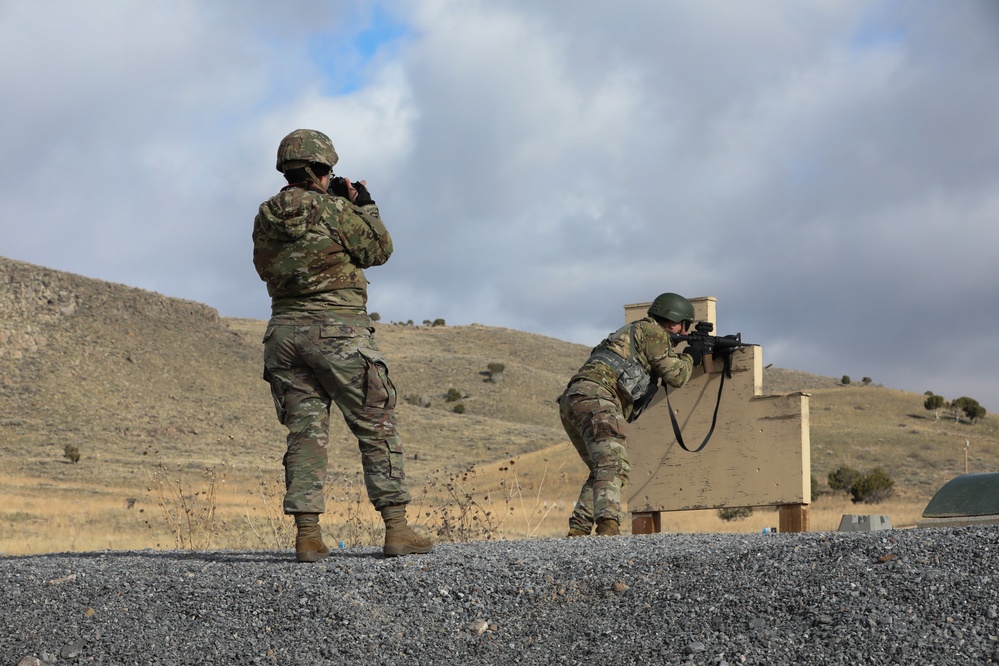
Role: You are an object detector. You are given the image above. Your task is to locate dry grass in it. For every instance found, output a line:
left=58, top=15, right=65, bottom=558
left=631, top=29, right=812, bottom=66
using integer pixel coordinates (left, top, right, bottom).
left=0, top=438, right=939, bottom=556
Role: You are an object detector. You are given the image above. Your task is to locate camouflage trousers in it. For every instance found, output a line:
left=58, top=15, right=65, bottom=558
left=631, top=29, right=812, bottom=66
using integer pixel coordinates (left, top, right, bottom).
left=262, top=322, right=411, bottom=514
left=559, top=379, right=630, bottom=531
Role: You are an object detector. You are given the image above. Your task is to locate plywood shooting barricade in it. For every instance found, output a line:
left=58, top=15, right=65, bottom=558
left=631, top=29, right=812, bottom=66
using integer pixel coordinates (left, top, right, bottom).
left=624, top=297, right=812, bottom=534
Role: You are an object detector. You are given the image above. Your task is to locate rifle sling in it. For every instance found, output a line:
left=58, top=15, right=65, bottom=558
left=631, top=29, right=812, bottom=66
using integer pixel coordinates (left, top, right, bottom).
left=664, top=351, right=731, bottom=453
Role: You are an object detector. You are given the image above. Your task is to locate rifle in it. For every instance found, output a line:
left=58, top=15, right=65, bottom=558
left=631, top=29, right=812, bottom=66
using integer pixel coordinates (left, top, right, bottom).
left=669, top=321, right=754, bottom=378
left=665, top=321, right=757, bottom=453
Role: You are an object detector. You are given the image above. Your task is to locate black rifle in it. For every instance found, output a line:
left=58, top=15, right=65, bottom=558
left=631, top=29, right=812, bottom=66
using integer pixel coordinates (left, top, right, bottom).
left=669, top=321, right=754, bottom=378
left=665, top=321, right=757, bottom=453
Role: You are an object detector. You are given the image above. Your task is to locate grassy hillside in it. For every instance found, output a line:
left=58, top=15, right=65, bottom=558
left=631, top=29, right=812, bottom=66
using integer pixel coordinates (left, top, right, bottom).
left=1, top=255, right=997, bottom=554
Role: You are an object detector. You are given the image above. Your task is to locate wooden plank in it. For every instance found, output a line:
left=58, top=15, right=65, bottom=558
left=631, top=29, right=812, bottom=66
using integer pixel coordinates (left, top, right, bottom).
left=631, top=512, right=662, bottom=535
left=778, top=504, right=809, bottom=533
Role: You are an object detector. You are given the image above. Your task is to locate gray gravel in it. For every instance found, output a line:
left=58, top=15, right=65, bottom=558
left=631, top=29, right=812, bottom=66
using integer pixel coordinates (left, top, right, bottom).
left=3, top=527, right=999, bottom=665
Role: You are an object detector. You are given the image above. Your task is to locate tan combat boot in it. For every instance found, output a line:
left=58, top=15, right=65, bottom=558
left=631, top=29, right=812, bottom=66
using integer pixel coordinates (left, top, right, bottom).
left=294, top=513, right=330, bottom=563
left=380, top=505, right=433, bottom=557
left=595, top=518, right=621, bottom=536
left=567, top=525, right=590, bottom=538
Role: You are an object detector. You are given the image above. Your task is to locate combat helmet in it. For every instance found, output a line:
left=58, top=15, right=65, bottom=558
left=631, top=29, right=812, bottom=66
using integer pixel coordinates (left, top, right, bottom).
left=647, top=292, right=694, bottom=324
left=275, top=129, right=339, bottom=173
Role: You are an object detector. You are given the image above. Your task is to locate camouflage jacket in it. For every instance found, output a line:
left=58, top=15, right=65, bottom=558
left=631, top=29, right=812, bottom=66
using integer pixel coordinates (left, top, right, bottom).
left=253, top=185, right=391, bottom=324
left=567, top=317, right=694, bottom=421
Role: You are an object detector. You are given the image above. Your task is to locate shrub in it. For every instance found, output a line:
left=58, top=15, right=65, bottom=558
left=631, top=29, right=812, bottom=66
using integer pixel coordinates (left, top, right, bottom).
left=924, top=394, right=945, bottom=421
left=841, top=375, right=851, bottom=385
left=404, top=394, right=431, bottom=408
left=850, top=467, right=895, bottom=504
left=924, top=394, right=945, bottom=411
left=370, top=312, right=380, bottom=322
left=432, top=318, right=446, bottom=327
left=445, top=388, right=462, bottom=403
left=717, top=506, right=754, bottom=521
left=861, top=377, right=872, bottom=385
left=63, top=444, right=81, bottom=464
left=954, top=396, right=986, bottom=423
left=811, top=475, right=822, bottom=500
left=453, top=403, right=466, bottom=414
left=827, top=465, right=862, bottom=493
left=485, top=362, right=506, bottom=383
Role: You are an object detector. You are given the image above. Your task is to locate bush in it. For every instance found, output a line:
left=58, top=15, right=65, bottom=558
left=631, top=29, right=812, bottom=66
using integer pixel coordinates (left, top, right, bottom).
left=954, top=396, right=986, bottom=422
left=717, top=506, right=754, bottom=521
left=453, top=403, right=466, bottom=414
left=445, top=388, right=462, bottom=403
left=432, top=318, right=446, bottom=327
left=924, top=394, right=945, bottom=411
left=811, top=475, right=822, bottom=500
left=841, top=375, right=851, bottom=385
left=484, top=362, right=506, bottom=383
left=63, top=443, right=81, bottom=464
left=850, top=467, right=895, bottom=504
left=404, top=394, right=431, bottom=408
left=370, top=312, right=380, bottom=322
left=861, top=377, right=872, bottom=385
left=827, top=465, right=862, bottom=493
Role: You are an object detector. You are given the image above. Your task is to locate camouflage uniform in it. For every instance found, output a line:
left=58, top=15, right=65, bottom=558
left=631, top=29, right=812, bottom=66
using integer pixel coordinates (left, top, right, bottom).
left=559, top=316, right=694, bottom=531
left=253, top=184, right=410, bottom=515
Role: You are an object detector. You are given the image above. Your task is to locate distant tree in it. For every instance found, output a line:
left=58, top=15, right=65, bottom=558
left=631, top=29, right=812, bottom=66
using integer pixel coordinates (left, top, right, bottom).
left=811, top=475, right=822, bottom=500
left=827, top=465, right=862, bottom=493
left=422, top=319, right=432, bottom=326
left=953, top=396, right=986, bottom=424
left=924, top=394, right=945, bottom=421
left=432, top=318, right=446, bottom=327
left=485, top=362, right=506, bottom=383
left=850, top=467, right=895, bottom=504
left=841, top=375, right=851, bottom=385
left=861, top=377, right=872, bottom=385
left=370, top=312, right=381, bottom=322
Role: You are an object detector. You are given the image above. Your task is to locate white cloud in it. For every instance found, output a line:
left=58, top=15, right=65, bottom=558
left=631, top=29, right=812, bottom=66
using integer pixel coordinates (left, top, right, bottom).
left=2, top=0, right=999, bottom=410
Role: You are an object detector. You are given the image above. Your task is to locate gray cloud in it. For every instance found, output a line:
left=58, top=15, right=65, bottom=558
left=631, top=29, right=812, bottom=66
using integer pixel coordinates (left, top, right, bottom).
left=2, top=1, right=998, bottom=410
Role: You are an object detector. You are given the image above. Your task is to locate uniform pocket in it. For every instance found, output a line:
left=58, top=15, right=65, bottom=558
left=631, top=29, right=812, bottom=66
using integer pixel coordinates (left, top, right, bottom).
left=357, top=346, right=397, bottom=411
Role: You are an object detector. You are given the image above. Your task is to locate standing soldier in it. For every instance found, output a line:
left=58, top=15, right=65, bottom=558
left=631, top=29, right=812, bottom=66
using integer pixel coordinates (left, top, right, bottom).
left=559, top=293, right=698, bottom=537
left=253, top=129, right=432, bottom=562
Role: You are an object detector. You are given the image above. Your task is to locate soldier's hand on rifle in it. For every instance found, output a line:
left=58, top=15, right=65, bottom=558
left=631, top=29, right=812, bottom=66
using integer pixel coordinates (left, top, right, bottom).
left=681, top=341, right=704, bottom=367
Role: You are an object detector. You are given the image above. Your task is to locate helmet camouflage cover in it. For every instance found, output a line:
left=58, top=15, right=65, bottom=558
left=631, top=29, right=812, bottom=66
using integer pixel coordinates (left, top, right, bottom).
left=647, top=292, right=694, bottom=324
left=276, top=129, right=339, bottom=172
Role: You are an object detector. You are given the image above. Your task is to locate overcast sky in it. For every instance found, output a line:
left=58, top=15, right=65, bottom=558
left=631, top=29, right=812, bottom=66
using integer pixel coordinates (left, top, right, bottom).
left=3, top=1, right=999, bottom=412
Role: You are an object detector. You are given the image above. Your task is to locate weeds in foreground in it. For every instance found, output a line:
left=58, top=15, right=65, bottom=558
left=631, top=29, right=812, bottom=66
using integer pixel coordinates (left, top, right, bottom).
left=145, top=461, right=227, bottom=550
left=146, top=455, right=570, bottom=551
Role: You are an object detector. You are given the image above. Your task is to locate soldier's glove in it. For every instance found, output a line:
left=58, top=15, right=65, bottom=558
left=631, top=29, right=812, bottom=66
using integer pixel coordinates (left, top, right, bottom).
left=681, top=343, right=703, bottom=367
left=352, top=181, right=375, bottom=206
left=328, top=176, right=351, bottom=198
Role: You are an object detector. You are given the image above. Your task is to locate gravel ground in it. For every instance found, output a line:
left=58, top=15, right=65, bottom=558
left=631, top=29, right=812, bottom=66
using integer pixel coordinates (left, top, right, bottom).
left=3, top=526, right=999, bottom=665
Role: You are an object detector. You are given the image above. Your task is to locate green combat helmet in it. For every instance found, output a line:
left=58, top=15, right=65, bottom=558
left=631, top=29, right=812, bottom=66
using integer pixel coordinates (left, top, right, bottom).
left=276, top=129, right=339, bottom=173
left=647, top=292, right=694, bottom=324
